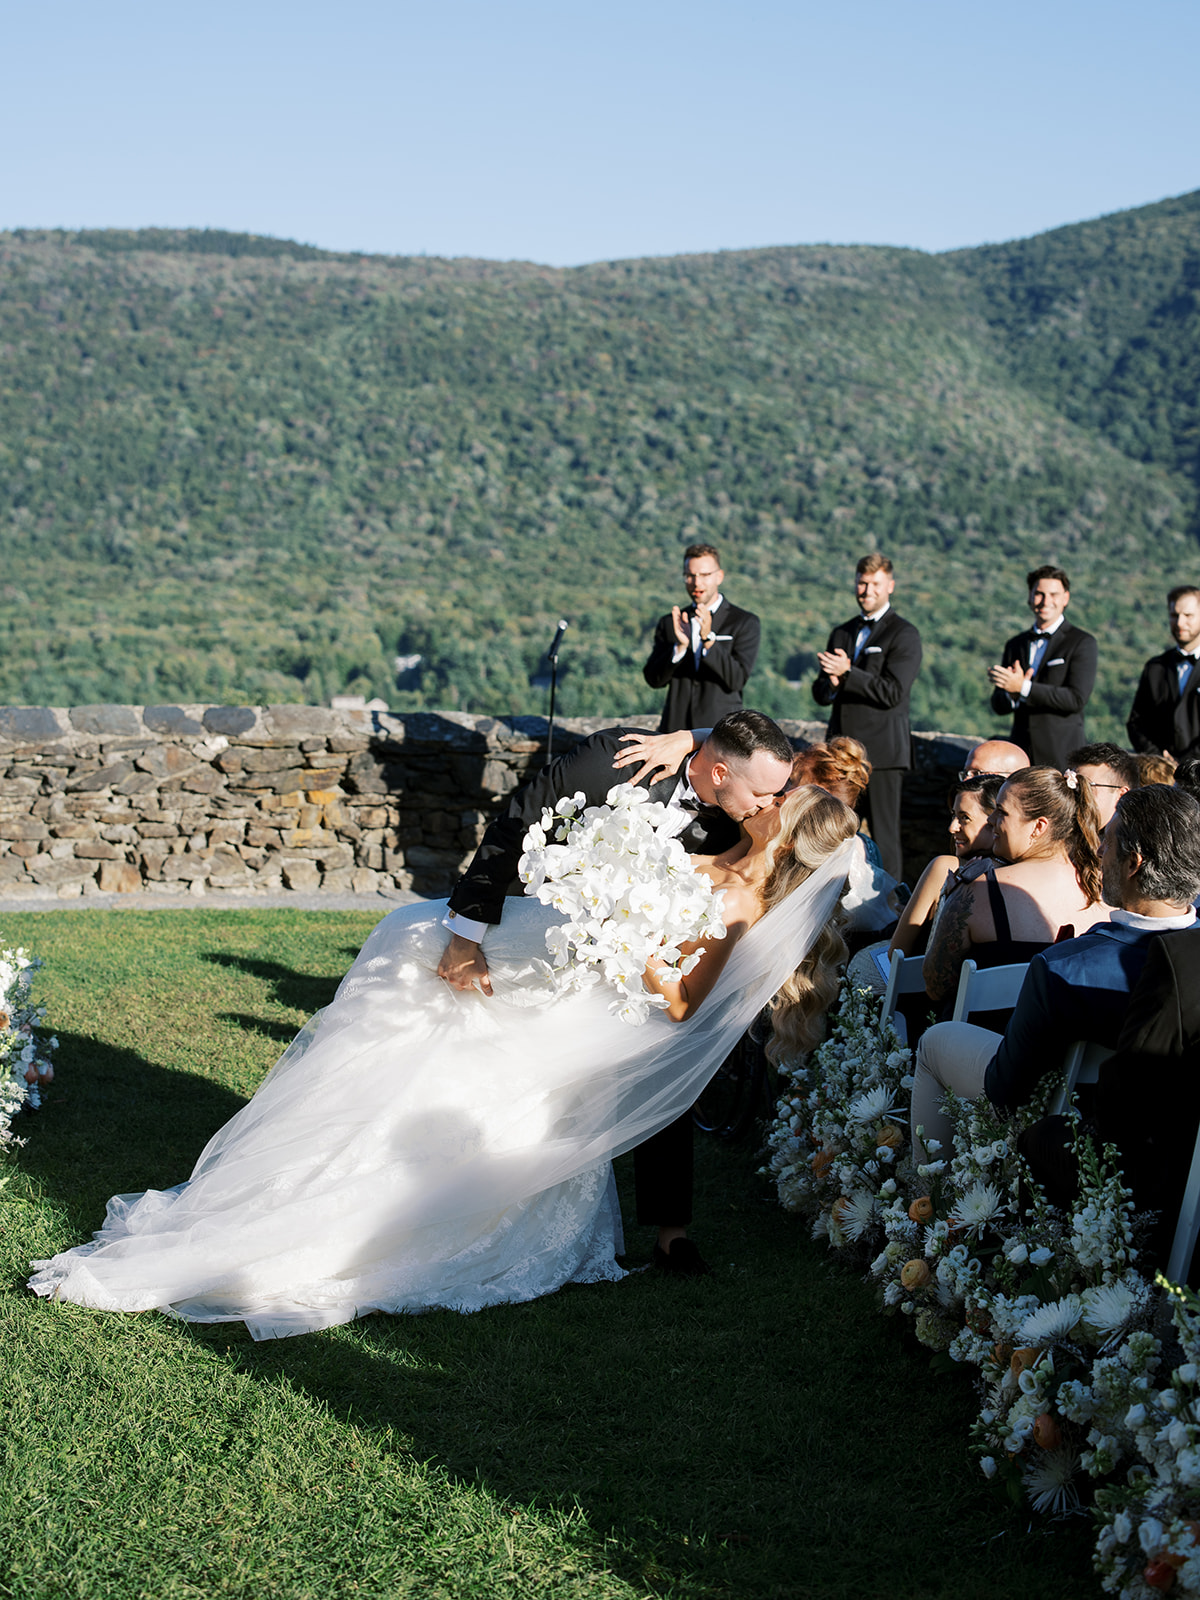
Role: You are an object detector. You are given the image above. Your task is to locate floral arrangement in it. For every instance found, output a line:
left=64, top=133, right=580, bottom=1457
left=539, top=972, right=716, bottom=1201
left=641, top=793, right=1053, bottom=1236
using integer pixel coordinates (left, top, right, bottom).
left=518, top=785, right=726, bottom=1024
left=0, top=946, right=57, bottom=1147
left=765, top=976, right=1200, bottom=1593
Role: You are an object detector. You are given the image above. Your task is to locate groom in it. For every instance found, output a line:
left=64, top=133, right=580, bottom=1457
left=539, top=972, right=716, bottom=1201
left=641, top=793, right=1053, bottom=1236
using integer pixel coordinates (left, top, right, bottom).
left=438, top=709, right=797, bottom=1275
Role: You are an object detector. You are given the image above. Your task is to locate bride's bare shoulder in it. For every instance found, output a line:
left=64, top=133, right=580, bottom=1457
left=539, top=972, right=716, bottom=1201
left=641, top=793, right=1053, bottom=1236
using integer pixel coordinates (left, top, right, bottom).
left=713, top=879, right=761, bottom=932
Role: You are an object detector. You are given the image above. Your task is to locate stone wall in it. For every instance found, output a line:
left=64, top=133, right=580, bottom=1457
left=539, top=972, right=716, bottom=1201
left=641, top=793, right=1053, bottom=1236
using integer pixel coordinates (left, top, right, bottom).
left=0, top=705, right=979, bottom=900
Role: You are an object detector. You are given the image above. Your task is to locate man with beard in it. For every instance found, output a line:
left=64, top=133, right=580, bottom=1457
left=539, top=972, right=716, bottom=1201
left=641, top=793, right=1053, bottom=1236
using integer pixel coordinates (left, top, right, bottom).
left=1127, top=585, right=1200, bottom=763
left=908, top=784, right=1200, bottom=1164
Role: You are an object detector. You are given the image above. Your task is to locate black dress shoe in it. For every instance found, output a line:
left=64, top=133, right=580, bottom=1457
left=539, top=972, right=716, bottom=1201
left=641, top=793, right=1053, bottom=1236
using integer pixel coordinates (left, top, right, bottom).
left=652, top=1238, right=712, bottom=1276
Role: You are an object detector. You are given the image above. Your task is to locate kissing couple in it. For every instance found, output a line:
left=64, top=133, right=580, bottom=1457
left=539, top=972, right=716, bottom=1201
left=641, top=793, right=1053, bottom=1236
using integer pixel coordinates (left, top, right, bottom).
left=32, top=711, right=856, bottom=1339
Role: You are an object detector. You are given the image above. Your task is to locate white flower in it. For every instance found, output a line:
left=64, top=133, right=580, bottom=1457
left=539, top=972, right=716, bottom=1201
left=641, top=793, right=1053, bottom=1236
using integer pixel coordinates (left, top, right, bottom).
left=836, top=1191, right=878, bottom=1242
left=980, top=1456, right=997, bottom=1479
left=1023, top=1449, right=1080, bottom=1516
left=1005, top=1241, right=1029, bottom=1266
left=1080, top=1281, right=1141, bottom=1339
left=1019, top=1296, right=1084, bottom=1346
left=950, top=1183, right=1003, bottom=1233
left=1028, top=1246, right=1055, bottom=1267
left=847, top=1085, right=895, bottom=1124
left=1113, top=1511, right=1132, bottom=1544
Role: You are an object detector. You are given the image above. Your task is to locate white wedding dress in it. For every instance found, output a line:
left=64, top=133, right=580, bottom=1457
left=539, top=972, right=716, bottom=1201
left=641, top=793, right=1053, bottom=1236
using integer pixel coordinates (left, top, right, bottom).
left=30, top=846, right=851, bottom=1341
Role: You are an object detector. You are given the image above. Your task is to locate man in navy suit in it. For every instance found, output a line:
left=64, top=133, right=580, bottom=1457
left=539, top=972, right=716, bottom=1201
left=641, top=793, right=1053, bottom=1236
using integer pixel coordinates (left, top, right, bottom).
left=988, top=565, right=1098, bottom=767
left=909, top=784, right=1200, bottom=1163
left=811, top=553, right=922, bottom=880
left=1127, top=585, right=1200, bottom=763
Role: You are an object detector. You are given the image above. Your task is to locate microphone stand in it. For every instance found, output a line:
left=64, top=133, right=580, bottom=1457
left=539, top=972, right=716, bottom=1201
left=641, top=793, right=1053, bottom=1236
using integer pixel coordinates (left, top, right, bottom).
left=545, top=620, right=568, bottom=762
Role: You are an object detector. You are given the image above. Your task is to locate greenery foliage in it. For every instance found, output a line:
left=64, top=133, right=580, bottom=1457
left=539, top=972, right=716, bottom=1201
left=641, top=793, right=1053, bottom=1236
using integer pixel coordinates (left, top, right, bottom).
left=1, top=194, right=1198, bottom=739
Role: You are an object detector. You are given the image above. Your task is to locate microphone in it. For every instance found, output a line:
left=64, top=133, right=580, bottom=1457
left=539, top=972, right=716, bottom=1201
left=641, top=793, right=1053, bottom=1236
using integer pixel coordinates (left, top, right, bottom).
left=547, top=619, right=568, bottom=664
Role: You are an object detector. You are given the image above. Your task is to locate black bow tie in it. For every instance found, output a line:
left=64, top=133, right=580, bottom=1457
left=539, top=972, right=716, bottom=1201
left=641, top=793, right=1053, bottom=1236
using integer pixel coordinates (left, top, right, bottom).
left=678, top=795, right=724, bottom=820
left=858, top=615, right=876, bottom=629
left=1032, top=629, right=1050, bottom=640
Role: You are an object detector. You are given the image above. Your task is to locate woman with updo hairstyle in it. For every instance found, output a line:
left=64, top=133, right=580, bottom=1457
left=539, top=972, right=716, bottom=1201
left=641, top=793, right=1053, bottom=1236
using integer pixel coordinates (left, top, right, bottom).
left=791, top=737, right=901, bottom=939
left=922, top=764, right=1109, bottom=1028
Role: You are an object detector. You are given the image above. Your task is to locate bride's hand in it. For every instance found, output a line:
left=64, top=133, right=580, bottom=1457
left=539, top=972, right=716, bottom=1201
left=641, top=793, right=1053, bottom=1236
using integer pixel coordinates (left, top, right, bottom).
left=613, top=728, right=698, bottom=785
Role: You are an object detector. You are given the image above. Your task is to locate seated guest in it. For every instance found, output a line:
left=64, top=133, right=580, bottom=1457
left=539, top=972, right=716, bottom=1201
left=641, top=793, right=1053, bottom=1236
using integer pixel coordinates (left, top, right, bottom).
left=888, top=774, right=1004, bottom=958
left=1136, top=751, right=1178, bottom=787
left=921, top=765, right=1109, bottom=1025
left=1067, top=742, right=1140, bottom=831
left=791, top=738, right=900, bottom=936
left=1176, top=756, right=1200, bottom=802
left=958, top=739, right=1028, bottom=781
left=912, top=785, right=1200, bottom=1165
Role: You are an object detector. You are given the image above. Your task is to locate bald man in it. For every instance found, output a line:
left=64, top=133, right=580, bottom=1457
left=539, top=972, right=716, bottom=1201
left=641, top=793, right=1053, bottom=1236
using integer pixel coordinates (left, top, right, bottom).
left=960, top=740, right=1028, bottom=781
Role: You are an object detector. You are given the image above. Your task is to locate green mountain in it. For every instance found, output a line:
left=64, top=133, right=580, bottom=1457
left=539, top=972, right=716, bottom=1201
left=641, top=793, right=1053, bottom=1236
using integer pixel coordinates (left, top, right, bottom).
left=1, top=196, right=1197, bottom=739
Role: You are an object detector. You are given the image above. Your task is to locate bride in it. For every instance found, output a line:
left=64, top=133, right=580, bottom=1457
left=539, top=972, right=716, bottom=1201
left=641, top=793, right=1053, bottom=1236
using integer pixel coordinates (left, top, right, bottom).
left=29, top=784, right=857, bottom=1340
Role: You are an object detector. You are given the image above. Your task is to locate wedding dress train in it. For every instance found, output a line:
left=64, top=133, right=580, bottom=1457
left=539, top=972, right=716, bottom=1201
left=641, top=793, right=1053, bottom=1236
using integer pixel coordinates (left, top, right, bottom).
left=30, top=847, right=850, bottom=1340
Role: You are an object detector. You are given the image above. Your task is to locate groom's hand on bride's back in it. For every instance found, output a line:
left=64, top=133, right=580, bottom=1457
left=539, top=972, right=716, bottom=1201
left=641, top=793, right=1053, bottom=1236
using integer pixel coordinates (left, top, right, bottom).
left=437, top=933, right=493, bottom=996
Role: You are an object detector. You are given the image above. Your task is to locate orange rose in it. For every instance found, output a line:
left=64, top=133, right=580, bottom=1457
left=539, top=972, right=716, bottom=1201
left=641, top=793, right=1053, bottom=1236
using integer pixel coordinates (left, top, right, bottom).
left=811, top=1148, right=834, bottom=1179
left=900, top=1259, right=931, bottom=1289
left=1031, top=1412, right=1061, bottom=1451
left=1143, top=1560, right=1176, bottom=1591
left=876, top=1124, right=903, bottom=1150
left=1010, top=1347, right=1039, bottom=1377
left=908, top=1196, right=934, bottom=1223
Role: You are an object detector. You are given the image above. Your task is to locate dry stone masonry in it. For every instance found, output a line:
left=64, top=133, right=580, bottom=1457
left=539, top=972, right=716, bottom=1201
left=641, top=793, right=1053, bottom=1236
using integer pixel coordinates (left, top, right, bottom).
left=0, top=705, right=977, bottom=899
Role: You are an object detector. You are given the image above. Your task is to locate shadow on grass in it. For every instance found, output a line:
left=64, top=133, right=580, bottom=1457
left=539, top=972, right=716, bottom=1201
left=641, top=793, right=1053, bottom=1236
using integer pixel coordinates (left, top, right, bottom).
left=13, top=1031, right=248, bottom=1245
left=202, top=951, right=343, bottom=1015
left=176, top=1144, right=1096, bottom=1600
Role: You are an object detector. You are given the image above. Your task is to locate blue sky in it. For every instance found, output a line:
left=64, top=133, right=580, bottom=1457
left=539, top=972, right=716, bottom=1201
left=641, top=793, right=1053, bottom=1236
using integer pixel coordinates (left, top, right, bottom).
left=3, top=1, right=1197, bottom=265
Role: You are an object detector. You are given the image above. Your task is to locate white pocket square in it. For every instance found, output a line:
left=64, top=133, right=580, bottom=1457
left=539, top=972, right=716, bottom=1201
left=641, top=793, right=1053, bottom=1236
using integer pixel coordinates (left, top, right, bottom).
left=1047, top=657, right=1066, bottom=667
left=864, top=646, right=883, bottom=654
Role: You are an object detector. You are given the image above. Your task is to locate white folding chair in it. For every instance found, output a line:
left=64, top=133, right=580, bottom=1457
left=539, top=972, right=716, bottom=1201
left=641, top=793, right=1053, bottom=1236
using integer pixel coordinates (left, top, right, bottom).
left=1167, top=1129, right=1200, bottom=1285
left=1047, top=1039, right=1115, bottom=1117
left=950, top=959, right=1030, bottom=1025
left=881, top=950, right=926, bottom=1045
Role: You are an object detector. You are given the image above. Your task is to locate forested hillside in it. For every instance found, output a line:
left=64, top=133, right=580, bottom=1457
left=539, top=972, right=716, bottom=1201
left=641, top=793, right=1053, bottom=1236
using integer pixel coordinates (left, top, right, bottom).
left=1, top=195, right=1198, bottom=739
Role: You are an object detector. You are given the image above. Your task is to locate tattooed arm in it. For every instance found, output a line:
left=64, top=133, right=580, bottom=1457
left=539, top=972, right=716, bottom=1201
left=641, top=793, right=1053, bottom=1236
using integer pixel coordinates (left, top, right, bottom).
left=922, top=878, right=978, bottom=1008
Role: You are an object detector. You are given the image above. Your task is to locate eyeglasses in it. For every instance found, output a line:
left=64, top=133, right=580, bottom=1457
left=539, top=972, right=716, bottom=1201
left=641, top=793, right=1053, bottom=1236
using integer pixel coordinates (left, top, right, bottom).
left=957, top=769, right=1004, bottom=783
left=1087, top=783, right=1127, bottom=792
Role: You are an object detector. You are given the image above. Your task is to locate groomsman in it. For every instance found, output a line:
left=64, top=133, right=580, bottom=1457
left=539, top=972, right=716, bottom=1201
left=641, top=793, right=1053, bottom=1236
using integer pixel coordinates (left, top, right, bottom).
left=811, top=553, right=922, bottom=880
left=643, top=542, right=761, bottom=732
left=1127, top=585, right=1200, bottom=763
left=987, top=565, right=1097, bottom=768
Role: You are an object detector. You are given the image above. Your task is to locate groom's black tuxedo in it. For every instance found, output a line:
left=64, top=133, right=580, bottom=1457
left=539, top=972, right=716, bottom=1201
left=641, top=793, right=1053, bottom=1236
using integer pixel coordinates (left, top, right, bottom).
left=447, top=725, right=744, bottom=1235
left=447, top=727, right=741, bottom=927
left=989, top=621, right=1097, bottom=768
left=1127, top=649, right=1200, bottom=762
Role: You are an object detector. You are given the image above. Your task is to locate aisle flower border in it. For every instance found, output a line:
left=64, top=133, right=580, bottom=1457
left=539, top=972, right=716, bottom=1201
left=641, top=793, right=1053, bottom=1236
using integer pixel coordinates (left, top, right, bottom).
left=763, top=977, right=1200, bottom=1598
left=0, top=947, right=57, bottom=1149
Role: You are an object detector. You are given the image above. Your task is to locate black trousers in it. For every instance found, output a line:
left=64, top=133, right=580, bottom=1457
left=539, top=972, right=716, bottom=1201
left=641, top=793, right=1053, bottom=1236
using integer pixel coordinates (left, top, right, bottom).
left=633, top=1111, right=692, bottom=1227
left=862, top=766, right=905, bottom=882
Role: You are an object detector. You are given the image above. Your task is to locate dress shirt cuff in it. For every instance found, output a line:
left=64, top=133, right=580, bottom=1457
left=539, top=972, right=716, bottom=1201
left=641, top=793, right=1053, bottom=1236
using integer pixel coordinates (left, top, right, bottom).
left=1018, top=679, right=1033, bottom=699
left=671, top=643, right=688, bottom=664
left=442, top=912, right=488, bottom=943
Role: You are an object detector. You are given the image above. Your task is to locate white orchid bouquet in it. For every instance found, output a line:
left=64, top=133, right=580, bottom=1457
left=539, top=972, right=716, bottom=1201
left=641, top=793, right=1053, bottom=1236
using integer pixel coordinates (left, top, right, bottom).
left=518, top=784, right=726, bottom=1025
left=0, top=946, right=57, bottom=1147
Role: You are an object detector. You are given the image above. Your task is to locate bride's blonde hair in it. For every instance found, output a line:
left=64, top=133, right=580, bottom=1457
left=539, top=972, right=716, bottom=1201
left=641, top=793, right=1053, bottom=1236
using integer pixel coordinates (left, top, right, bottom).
left=758, top=785, right=858, bottom=1064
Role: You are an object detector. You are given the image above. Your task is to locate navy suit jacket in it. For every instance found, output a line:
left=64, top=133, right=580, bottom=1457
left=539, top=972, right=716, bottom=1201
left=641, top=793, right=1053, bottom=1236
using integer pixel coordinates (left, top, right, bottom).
left=811, top=610, right=922, bottom=770
left=984, top=921, right=1174, bottom=1111
left=990, top=621, right=1097, bottom=768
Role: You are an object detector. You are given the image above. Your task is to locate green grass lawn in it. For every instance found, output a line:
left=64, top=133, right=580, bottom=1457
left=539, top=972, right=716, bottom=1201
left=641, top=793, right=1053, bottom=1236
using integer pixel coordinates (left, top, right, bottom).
left=1, top=911, right=1096, bottom=1600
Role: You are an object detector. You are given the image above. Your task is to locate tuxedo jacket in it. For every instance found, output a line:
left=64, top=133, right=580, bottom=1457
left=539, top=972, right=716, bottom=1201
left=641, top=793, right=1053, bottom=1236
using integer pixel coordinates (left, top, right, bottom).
left=811, top=611, right=922, bottom=771
left=1127, top=649, right=1200, bottom=761
left=447, top=726, right=742, bottom=926
left=983, top=921, right=1165, bottom=1113
left=1095, top=928, right=1200, bottom=1266
left=643, top=599, right=760, bottom=734
left=990, top=622, right=1097, bottom=768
